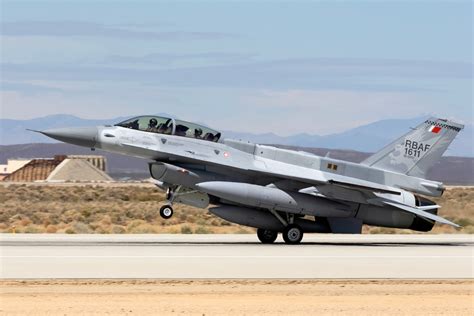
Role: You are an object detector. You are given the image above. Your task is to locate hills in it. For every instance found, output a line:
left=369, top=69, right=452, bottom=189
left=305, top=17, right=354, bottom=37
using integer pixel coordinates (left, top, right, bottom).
left=224, top=116, right=472, bottom=157
left=1, top=114, right=472, bottom=157
left=1, top=142, right=472, bottom=184
left=0, top=115, right=124, bottom=144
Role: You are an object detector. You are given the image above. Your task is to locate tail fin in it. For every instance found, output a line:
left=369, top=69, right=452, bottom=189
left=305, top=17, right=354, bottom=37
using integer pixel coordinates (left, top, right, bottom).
left=361, top=117, right=464, bottom=177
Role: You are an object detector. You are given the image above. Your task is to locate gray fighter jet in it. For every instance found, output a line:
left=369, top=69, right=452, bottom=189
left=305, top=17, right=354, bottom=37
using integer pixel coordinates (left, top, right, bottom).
left=34, top=116, right=463, bottom=244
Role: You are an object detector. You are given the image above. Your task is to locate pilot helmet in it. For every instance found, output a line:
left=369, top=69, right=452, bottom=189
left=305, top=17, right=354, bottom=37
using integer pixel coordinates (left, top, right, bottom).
left=194, top=128, right=203, bottom=136
left=149, top=118, right=158, bottom=127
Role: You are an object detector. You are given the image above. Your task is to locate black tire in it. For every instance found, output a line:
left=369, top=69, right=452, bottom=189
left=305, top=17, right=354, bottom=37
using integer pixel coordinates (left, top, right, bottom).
left=257, top=229, right=278, bottom=244
left=159, top=205, right=173, bottom=219
left=282, top=224, right=303, bottom=245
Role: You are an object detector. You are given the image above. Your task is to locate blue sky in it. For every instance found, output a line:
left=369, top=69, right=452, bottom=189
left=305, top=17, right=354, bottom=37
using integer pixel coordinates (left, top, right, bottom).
left=1, top=0, right=472, bottom=135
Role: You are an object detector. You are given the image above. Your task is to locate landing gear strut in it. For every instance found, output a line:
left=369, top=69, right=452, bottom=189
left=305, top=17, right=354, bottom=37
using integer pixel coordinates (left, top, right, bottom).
left=257, top=229, right=278, bottom=244
left=265, top=209, right=304, bottom=244
left=159, top=185, right=182, bottom=219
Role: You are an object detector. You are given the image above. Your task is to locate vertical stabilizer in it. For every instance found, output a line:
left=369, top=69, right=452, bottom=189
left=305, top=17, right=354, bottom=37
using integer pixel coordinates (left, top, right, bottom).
left=361, top=118, right=464, bottom=177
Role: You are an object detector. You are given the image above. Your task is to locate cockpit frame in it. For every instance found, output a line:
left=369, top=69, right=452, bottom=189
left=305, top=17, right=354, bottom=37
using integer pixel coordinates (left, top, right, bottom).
left=115, top=115, right=221, bottom=143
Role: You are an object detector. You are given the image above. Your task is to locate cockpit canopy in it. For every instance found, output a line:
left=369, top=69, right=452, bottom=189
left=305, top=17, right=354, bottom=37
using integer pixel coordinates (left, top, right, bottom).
left=115, top=116, right=221, bottom=142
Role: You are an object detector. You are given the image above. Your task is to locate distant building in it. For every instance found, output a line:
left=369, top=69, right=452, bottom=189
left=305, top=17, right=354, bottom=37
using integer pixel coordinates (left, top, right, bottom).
left=0, top=159, right=32, bottom=180
left=0, top=165, right=7, bottom=180
left=2, top=155, right=113, bottom=182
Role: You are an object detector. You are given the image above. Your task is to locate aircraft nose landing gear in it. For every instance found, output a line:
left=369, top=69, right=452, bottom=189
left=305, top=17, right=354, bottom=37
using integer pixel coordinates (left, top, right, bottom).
left=159, top=205, right=174, bottom=219
left=159, top=185, right=181, bottom=219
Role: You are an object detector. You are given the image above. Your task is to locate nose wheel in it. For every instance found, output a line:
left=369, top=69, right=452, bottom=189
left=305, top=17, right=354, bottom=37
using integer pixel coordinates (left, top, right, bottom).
left=159, top=185, right=182, bottom=220
left=159, top=205, right=174, bottom=219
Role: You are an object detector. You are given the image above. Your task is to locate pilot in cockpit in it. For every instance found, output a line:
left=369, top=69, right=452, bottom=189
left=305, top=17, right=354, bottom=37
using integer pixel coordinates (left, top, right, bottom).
left=194, top=128, right=203, bottom=139
left=158, top=119, right=173, bottom=134
left=146, top=118, right=159, bottom=133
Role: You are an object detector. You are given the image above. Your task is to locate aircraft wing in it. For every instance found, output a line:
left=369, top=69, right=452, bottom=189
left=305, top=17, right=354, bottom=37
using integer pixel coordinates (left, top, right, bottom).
left=150, top=145, right=400, bottom=199
left=326, top=179, right=401, bottom=195
left=153, top=150, right=400, bottom=197
left=249, top=158, right=401, bottom=197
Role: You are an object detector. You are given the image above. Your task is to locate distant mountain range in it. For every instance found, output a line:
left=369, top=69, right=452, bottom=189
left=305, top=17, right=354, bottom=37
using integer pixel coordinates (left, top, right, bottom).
left=1, top=143, right=472, bottom=184
left=1, top=114, right=472, bottom=157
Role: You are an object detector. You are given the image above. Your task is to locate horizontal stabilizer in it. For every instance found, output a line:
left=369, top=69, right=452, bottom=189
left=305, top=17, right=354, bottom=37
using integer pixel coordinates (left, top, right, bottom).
left=382, top=201, right=459, bottom=228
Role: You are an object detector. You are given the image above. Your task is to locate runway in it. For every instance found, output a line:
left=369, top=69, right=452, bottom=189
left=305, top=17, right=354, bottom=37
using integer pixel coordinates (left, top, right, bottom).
left=1, top=234, right=472, bottom=279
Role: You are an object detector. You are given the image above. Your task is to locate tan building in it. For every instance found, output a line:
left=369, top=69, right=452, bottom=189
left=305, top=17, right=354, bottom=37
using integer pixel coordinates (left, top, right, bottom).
left=0, top=159, right=32, bottom=180
left=0, top=165, right=7, bottom=180
left=2, top=155, right=113, bottom=182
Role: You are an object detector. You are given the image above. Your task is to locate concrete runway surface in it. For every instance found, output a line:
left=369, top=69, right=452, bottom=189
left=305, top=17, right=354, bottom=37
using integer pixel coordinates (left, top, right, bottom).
left=1, top=234, right=472, bottom=279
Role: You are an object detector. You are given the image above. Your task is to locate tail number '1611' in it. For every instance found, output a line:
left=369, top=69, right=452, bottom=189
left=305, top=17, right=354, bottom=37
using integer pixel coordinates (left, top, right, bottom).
left=404, top=140, right=431, bottom=158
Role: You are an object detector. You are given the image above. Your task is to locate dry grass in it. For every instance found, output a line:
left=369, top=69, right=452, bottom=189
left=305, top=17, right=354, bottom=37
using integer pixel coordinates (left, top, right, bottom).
left=0, top=184, right=472, bottom=234
left=0, top=184, right=252, bottom=234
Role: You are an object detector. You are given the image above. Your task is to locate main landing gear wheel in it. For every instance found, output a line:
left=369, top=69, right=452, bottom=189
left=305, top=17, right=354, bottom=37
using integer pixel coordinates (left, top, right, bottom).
left=257, top=229, right=278, bottom=244
left=159, top=205, right=174, bottom=219
left=283, top=224, right=303, bottom=245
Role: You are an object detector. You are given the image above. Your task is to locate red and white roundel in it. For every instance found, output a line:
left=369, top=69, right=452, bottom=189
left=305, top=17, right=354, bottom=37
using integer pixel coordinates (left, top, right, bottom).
left=223, top=152, right=230, bottom=158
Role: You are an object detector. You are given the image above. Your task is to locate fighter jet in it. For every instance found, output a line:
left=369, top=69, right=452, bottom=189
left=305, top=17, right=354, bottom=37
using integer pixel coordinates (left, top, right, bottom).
left=34, top=116, right=464, bottom=244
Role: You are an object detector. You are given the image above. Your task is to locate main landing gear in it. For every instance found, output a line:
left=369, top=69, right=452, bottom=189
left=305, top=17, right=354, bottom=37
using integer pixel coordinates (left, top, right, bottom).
left=282, top=224, right=303, bottom=245
left=256, top=225, right=304, bottom=245
left=257, top=209, right=304, bottom=245
left=257, top=229, right=278, bottom=244
left=159, top=185, right=182, bottom=219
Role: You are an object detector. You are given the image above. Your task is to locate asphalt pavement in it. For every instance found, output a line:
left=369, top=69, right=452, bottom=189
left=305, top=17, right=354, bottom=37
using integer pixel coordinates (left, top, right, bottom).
left=1, top=234, right=472, bottom=279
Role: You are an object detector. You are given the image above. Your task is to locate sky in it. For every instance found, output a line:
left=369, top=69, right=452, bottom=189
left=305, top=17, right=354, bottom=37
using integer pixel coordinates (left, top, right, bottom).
left=1, top=0, right=472, bottom=135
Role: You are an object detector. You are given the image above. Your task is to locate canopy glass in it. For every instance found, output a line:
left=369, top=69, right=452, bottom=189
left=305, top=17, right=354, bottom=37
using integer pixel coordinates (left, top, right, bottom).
left=115, top=116, right=221, bottom=142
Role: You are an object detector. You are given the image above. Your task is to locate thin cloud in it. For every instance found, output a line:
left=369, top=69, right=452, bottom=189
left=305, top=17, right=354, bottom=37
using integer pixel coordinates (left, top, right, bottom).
left=2, top=58, right=471, bottom=92
left=1, top=21, right=234, bottom=40
left=105, top=52, right=257, bottom=65
left=1, top=81, right=65, bottom=95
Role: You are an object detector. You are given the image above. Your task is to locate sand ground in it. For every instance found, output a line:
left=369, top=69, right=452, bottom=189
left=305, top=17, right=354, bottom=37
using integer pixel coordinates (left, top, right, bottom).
left=1, top=280, right=472, bottom=315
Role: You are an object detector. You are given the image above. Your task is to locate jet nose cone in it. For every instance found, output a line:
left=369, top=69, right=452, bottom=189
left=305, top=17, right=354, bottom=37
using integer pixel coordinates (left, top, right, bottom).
left=40, top=126, right=98, bottom=148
